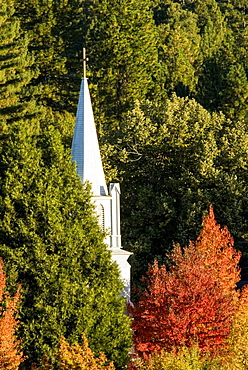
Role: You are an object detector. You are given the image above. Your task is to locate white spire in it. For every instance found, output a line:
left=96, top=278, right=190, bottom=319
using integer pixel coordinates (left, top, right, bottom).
left=71, top=68, right=132, bottom=300
left=72, top=78, right=108, bottom=196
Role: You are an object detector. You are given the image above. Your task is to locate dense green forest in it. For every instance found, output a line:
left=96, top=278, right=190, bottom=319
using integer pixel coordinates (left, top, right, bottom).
left=0, top=0, right=248, bottom=367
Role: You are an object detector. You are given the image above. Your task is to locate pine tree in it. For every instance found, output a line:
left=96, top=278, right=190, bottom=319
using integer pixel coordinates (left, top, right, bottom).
left=83, top=0, right=162, bottom=133
left=0, top=0, right=36, bottom=124
left=0, top=121, right=131, bottom=368
left=13, top=0, right=67, bottom=112
left=194, top=0, right=226, bottom=59
left=12, top=0, right=86, bottom=150
left=0, top=3, right=132, bottom=367
left=153, top=0, right=201, bottom=96
left=195, top=0, right=248, bottom=120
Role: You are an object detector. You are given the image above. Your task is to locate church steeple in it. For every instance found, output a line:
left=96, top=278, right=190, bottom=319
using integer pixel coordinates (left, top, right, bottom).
left=71, top=68, right=108, bottom=196
left=71, top=49, right=132, bottom=298
left=72, top=48, right=108, bottom=196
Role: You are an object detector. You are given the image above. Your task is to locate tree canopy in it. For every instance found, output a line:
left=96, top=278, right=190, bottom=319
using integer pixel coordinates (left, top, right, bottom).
left=113, top=96, right=248, bottom=283
left=130, top=207, right=241, bottom=358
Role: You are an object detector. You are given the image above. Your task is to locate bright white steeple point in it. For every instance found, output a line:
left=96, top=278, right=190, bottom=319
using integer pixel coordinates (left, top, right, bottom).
left=71, top=50, right=131, bottom=298
left=72, top=78, right=108, bottom=196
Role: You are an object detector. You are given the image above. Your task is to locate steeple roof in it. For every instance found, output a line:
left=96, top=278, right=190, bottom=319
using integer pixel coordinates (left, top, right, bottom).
left=72, top=78, right=108, bottom=196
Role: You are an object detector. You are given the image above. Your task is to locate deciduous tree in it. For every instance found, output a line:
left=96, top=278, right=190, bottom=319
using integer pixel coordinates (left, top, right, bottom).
left=0, top=258, right=24, bottom=370
left=221, top=285, right=248, bottom=369
left=57, top=334, right=115, bottom=370
left=130, top=207, right=240, bottom=358
left=115, top=95, right=248, bottom=286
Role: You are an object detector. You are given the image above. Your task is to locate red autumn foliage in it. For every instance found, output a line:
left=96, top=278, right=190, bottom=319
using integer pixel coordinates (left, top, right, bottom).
left=0, top=258, right=24, bottom=369
left=130, top=206, right=241, bottom=359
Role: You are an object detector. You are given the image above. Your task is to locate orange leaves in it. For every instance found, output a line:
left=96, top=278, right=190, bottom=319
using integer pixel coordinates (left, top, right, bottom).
left=31, top=334, right=115, bottom=370
left=56, top=334, right=115, bottom=370
left=0, top=258, right=24, bottom=370
left=130, top=206, right=241, bottom=359
left=195, top=205, right=240, bottom=294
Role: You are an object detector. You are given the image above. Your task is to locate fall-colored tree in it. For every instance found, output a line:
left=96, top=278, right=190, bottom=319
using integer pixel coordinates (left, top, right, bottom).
left=131, top=284, right=248, bottom=370
left=0, top=258, right=24, bottom=370
left=130, top=206, right=241, bottom=359
left=129, top=345, right=208, bottom=370
left=56, top=334, right=115, bottom=370
left=219, top=285, right=248, bottom=370
left=32, top=334, right=115, bottom=370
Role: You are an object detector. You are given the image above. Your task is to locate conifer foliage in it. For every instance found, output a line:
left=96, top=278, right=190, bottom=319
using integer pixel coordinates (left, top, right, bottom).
left=130, top=206, right=241, bottom=358
left=0, top=121, right=131, bottom=368
left=84, top=0, right=161, bottom=130
left=0, top=2, right=131, bottom=367
left=0, top=0, right=35, bottom=123
left=0, top=258, right=24, bottom=370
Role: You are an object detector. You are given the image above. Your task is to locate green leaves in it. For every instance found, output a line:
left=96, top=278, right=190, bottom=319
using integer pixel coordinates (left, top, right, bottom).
left=116, top=95, right=248, bottom=284
left=1, top=0, right=248, bottom=367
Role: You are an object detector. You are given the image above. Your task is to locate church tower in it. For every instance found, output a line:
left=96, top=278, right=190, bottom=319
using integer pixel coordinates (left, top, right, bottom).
left=71, top=50, right=131, bottom=298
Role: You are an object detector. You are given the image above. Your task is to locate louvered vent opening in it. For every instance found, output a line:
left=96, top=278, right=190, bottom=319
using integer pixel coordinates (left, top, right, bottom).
left=97, top=204, right=105, bottom=230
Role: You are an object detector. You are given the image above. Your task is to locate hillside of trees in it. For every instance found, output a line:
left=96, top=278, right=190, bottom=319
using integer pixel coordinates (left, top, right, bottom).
left=11, top=0, right=248, bottom=284
left=0, top=0, right=248, bottom=368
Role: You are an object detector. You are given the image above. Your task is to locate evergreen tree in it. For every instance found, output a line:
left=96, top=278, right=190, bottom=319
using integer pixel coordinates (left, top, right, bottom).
left=13, top=0, right=67, bottom=112
left=0, top=0, right=36, bottom=124
left=0, top=119, right=131, bottom=369
left=195, top=0, right=248, bottom=120
left=153, top=0, right=201, bottom=96
left=195, top=0, right=226, bottom=59
left=0, top=2, right=131, bottom=368
left=12, top=0, right=86, bottom=150
left=83, top=0, right=162, bottom=133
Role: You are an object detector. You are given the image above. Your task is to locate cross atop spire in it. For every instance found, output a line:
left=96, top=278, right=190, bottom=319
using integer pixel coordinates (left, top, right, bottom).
left=83, top=48, right=89, bottom=79
left=71, top=60, right=132, bottom=298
